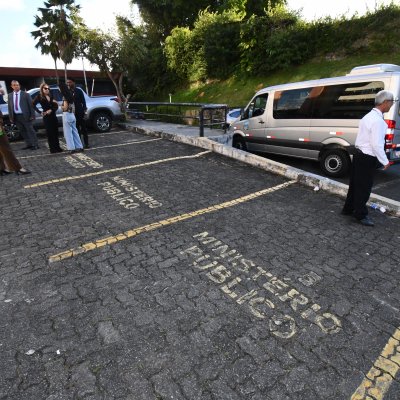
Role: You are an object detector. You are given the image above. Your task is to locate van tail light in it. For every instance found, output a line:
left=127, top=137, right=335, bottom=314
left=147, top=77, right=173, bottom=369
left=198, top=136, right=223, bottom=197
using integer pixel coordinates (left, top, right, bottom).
left=384, top=120, right=396, bottom=150
left=384, top=119, right=396, bottom=129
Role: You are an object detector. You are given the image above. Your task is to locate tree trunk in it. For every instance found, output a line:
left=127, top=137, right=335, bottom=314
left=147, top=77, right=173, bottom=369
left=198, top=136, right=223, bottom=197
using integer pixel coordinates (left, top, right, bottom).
left=117, top=73, right=128, bottom=113
left=53, top=58, right=60, bottom=85
left=106, top=70, right=125, bottom=112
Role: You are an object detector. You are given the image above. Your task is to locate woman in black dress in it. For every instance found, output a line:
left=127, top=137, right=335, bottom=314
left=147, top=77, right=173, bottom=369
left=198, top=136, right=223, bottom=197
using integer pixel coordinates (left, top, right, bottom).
left=33, top=83, right=63, bottom=153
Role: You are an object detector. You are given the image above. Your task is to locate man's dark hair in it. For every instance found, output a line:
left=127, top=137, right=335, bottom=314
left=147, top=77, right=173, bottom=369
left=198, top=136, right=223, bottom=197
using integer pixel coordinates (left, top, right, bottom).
left=67, top=77, right=75, bottom=83
left=59, top=82, right=74, bottom=103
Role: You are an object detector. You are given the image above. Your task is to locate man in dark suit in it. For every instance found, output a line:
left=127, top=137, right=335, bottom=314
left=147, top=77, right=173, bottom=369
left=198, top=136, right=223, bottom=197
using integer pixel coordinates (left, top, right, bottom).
left=8, top=80, right=38, bottom=150
left=67, top=78, right=89, bottom=148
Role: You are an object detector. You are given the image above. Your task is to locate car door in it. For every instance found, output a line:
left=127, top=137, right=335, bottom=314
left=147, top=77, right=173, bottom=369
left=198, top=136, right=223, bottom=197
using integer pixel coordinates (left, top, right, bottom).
left=241, top=93, right=268, bottom=151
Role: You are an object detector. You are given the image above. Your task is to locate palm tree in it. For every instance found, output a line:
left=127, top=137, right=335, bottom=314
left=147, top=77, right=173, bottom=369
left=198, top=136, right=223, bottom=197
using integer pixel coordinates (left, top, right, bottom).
left=32, top=12, right=61, bottom=83
left=31, top=0, right=82, bottom=82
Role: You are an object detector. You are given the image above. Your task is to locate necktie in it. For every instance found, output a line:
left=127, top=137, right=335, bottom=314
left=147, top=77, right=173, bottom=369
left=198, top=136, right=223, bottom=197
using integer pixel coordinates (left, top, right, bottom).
left=15, top=93, right=19, bottom=111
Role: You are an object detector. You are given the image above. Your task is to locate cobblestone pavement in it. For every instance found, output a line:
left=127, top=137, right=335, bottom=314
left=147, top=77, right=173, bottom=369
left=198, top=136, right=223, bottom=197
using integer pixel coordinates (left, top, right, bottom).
left=1, top=129, right=399, bottom=400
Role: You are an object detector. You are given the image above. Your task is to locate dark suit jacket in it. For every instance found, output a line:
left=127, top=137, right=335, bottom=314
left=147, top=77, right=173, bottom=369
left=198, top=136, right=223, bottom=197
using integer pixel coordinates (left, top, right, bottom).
left=72, top=88, right=87, bottom=117
left=8, top=90, right=36, bottom=122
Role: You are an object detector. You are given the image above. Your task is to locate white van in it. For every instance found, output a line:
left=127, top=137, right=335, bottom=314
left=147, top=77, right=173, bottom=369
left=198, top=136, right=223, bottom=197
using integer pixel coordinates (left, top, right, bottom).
left=231, top=64, right=400, bottom=177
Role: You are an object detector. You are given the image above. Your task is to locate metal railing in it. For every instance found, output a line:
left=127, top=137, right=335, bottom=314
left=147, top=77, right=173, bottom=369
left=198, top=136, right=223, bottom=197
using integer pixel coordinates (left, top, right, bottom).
left=126, top=102, right=228, bottom=137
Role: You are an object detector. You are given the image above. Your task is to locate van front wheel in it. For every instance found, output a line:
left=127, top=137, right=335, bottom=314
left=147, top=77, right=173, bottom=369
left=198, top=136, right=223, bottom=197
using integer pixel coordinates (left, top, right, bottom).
left=232, top=136, right=247, bottom=151
left=320, top=149, right=350, bottom=178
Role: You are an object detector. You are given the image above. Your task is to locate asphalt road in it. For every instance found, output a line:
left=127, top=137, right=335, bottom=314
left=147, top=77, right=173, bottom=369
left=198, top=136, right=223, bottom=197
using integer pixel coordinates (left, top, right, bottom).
left=1, top=128, right=399, bottom=399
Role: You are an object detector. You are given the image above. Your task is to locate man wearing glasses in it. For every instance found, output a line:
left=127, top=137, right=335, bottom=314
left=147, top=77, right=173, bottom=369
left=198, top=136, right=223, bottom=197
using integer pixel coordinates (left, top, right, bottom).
left=342, top=90, right=395, bottom=226
left=8, top=80, right=38, bottom=150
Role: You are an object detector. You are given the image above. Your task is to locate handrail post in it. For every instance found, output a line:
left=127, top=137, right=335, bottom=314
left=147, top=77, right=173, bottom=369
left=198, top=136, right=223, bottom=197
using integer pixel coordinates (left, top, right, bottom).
left=224, top=106, right=228, bottom=133
left=199, top=107, right=204, bottom=137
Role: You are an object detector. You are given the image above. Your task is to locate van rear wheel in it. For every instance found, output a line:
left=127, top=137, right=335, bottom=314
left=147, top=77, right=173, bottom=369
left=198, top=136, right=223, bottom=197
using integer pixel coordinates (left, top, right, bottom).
left=320, top=149, right=350, bottom=178
left=232, top=136, right=247, bottom=151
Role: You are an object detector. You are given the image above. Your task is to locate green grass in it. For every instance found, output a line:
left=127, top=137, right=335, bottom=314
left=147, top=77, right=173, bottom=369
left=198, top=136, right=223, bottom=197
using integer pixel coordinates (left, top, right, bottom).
left=166, top=52, right=400, bottom=107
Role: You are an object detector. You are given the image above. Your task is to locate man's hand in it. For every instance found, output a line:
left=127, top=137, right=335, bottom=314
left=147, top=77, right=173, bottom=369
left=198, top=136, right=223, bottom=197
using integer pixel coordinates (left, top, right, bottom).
left=383, top=163, right=390, bottom=170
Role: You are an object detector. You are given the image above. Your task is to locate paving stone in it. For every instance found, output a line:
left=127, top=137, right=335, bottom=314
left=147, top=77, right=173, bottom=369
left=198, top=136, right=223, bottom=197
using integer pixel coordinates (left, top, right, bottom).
left=0, top=129, right=398, bottom=399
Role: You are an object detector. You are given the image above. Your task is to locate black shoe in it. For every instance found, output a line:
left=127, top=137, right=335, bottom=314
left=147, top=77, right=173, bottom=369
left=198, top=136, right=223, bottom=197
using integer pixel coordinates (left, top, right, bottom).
left=358, top=217, right=374, bottom=227
left=16, top=169, right=31, bottom=175
left=76, top=148, right=84, bottom=152
left=84, top=145, right=90, bottom=149
left=30, top=146, right=39, bottom=150
left=21, top=145, right=33, bottom=150
left=0, top=169, right=12, bottom=176
left=51, top=149, right=64, bottom=154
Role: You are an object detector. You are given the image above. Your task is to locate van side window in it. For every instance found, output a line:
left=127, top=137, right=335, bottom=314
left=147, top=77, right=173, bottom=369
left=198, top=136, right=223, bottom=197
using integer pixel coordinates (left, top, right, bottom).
left=312, top=81, right=384, bottom=119
left=243, top=94, right=268, bottom=119
left=273, top=88, right=313, bottom=119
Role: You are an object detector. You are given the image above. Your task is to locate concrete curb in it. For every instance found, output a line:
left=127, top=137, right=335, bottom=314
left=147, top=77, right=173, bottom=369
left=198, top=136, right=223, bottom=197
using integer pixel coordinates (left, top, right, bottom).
left=122, top=123, right=400, bottom=217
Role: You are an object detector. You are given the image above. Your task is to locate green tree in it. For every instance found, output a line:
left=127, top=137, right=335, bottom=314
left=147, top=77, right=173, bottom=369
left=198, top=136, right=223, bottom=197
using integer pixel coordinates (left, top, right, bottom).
left=132, top=0, right=287, bottom=38
left=31, top=0, right=81, bottom=81
left=79, top=18, right=146, bottom=109
left=244, top=0, right=286, bottom=17
left=165, top=8, right=243, bottom=81
left=131, top=0, right=224, bottom=38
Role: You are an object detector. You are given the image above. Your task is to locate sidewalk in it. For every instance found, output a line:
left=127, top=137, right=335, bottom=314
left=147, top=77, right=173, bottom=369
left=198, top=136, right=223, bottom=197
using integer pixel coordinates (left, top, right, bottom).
left=121, top=119, right=400, bottom=217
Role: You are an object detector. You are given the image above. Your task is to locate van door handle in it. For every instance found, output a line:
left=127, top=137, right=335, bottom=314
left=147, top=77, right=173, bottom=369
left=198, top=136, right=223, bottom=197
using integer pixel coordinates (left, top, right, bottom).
left=258, top=119, right=265, bottom=124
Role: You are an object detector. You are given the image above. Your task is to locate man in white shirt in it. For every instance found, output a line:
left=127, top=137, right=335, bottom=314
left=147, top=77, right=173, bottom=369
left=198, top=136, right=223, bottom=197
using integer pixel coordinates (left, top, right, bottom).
left=342, top=90, right=394, bottom=226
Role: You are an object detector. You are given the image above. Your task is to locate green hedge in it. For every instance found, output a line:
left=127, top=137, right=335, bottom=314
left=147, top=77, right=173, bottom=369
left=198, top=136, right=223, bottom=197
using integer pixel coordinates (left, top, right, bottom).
left=164, top=4, right=400, bottom=82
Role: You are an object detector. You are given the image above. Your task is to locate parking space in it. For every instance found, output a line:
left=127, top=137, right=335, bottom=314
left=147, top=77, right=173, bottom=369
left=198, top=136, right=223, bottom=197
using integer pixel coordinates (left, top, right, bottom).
left=1, top=128, right=399, bottom=399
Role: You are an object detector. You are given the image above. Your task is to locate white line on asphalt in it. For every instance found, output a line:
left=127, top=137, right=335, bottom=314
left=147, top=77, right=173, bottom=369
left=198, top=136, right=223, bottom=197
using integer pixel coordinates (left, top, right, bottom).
left=18, top=138, right=162, bottom=160
left=24, top=150, right=212, bottom=188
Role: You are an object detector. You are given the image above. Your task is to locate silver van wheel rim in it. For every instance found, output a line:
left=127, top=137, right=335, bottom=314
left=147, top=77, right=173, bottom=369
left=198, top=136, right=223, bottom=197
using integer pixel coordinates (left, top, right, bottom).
left=325, top=154, right=342, bottom=173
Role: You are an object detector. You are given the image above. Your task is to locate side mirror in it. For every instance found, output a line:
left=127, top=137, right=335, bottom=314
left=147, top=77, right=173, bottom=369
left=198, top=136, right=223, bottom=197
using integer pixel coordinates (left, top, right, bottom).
left=240, top=108, right=245, bottom=120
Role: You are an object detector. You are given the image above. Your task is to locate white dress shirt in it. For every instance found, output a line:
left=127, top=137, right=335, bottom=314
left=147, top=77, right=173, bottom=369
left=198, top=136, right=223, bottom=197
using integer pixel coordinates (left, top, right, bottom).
left=355, top=108, right=389, bottom=166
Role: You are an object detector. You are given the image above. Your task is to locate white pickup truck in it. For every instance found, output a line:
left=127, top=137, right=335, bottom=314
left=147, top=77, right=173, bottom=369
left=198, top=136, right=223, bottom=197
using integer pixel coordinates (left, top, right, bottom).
left=1, top=85, right=124, bottom=140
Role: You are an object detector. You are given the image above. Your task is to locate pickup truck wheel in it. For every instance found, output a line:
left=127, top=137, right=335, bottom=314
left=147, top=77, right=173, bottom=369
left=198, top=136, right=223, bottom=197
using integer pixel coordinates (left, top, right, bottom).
left=320, top=149, right=350, bottom=177
left=4, top=122, right=21, bottom=141
left=93, top=112, right=111, bottom=132
left=232, top=136, right=247, bottom=151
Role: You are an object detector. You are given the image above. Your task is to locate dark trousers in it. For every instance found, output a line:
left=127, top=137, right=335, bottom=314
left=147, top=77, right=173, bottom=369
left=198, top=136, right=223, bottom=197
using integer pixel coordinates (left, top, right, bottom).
left=0, top=134, right=22, bottom=171
left=14, top=114, right=38, bottom=147
left=75, top=113, right=88, bottom=147
left=44, top=113, right=62, bottom=153
left=343, top=151, right=378, bottom=220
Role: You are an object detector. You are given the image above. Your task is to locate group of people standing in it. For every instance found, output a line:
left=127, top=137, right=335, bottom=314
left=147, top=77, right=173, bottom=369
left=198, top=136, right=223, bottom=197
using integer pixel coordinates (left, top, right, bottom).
left=0, top=78, right=90, bottom=176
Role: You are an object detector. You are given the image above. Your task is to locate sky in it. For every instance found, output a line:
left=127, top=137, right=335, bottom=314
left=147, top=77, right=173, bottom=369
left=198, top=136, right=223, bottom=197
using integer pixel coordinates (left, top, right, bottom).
left=0, top=0, right=139, bottom=70
left=0, top=0, right=397, bottom=71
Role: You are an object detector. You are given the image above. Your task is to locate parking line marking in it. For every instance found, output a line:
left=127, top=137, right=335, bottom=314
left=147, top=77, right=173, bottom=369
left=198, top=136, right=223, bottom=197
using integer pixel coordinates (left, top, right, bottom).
left=24, top=150, right=211, bottom=188
left=351, top=326, right=400, bottom=400
left=49, top=180, right=296, bottom=262
left=18, top=138, right=162, bottom=160
left=97, top=130, right=132, bottom=136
